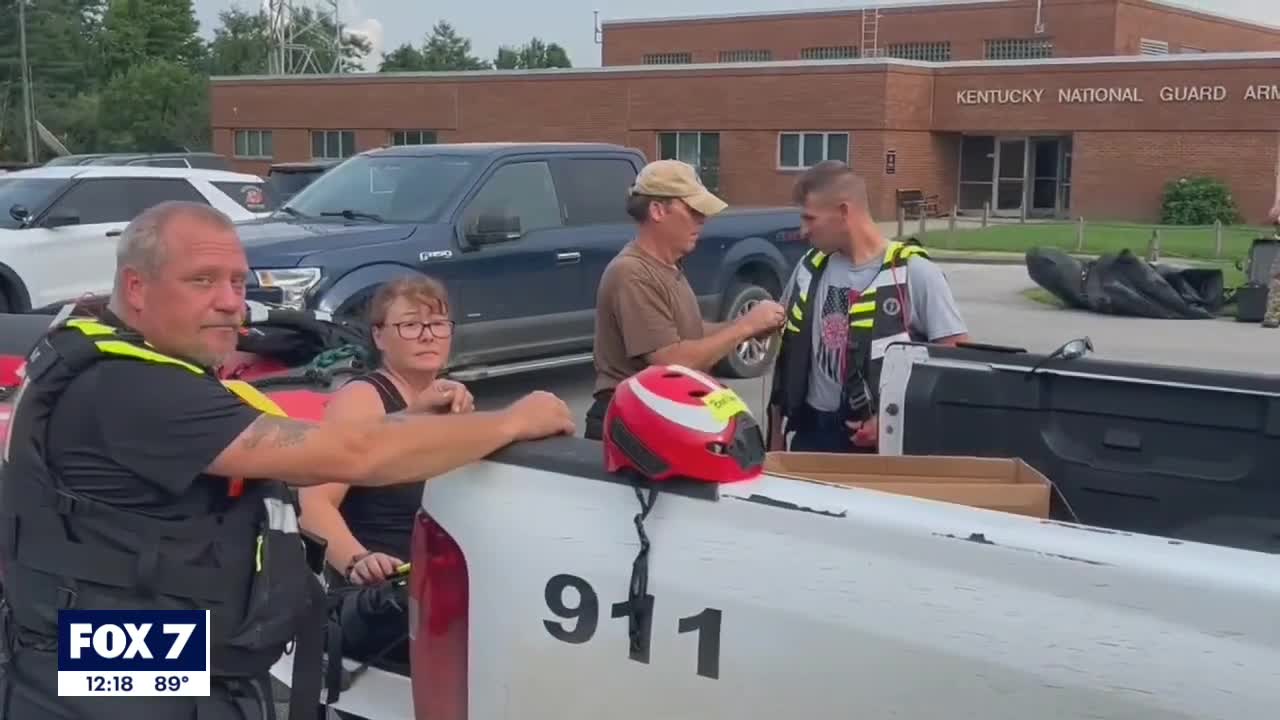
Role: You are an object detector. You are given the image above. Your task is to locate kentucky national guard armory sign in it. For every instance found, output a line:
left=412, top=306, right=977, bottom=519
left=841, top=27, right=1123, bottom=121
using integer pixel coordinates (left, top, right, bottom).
left=955, top=84, right=1279, bottom=105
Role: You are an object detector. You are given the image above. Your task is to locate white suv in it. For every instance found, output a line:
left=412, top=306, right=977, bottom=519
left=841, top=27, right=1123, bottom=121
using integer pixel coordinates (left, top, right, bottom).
left=0, top=165, right=276, bottom=312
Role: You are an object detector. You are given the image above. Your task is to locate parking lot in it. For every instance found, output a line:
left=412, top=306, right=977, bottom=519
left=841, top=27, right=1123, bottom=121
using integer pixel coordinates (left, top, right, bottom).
left=464, top=262, right=1280, bottom=429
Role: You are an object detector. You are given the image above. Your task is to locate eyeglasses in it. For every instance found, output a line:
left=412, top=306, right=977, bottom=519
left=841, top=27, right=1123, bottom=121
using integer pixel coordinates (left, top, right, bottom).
left=380, top=320, right=455, bottom=340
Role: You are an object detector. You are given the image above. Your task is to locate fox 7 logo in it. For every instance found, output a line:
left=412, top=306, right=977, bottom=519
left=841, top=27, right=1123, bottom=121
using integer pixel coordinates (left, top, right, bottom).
left=58, top=610, right=208, bottom=673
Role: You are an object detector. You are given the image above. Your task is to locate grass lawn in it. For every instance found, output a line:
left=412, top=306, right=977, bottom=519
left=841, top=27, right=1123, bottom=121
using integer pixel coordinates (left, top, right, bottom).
left=922, top=221, right=1270, bottom=263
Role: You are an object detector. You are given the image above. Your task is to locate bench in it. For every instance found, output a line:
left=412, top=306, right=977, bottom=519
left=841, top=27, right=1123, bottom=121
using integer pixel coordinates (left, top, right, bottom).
left=896, top=188, right=941, bottom=220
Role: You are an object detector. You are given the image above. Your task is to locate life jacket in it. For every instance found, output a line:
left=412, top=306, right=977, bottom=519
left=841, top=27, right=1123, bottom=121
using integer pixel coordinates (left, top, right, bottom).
left=0, top=317, right=324, bottom=683
left=769, top=240, right=929, bottom=423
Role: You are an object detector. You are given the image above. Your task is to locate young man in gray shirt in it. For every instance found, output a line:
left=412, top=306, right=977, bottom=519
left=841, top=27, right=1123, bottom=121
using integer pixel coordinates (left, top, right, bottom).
left=768, top=161, right=970, bottom=453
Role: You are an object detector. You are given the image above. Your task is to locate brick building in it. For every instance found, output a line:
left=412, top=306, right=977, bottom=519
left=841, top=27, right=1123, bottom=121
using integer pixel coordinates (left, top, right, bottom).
left=209, top=0, right=1280, bottom=224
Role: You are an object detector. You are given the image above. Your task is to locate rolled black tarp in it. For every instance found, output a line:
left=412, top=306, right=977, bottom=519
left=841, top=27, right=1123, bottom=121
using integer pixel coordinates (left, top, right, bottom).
left=1025, top=247, right=1225, bottom=319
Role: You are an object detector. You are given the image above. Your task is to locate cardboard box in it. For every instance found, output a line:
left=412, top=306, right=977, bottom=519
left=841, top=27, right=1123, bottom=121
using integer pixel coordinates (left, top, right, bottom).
left=764, top=452, right=1051, bottom=518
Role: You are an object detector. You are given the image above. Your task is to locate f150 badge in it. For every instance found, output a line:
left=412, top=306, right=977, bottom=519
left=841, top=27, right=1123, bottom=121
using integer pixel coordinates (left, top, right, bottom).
left=419, top=250, right=453, bottom=261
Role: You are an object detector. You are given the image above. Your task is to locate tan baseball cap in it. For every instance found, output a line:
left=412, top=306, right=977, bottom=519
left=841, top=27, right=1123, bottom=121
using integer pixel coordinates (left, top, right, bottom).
left=630, top=159, right=728, bottom=217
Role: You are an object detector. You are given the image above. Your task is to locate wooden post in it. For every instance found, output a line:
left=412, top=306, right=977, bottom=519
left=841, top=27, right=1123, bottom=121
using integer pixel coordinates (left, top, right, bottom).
left=1075, top=216, right=1085, bottom=252
left=1146, top=228, right=1161, bottom=262
left=897, top=205, right=905, bottom=239
left=1214, top=220, right=1223, bottom=258
left=918, top=208, right=927, bottom=239
left=982, top=201, right=990, bottom=228
left=949, top=206, right=957, bottom=232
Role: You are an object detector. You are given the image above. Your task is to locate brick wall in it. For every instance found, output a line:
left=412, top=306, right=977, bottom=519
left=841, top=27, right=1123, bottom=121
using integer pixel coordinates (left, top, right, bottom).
left=1072, top=131, right=1279, bottom=223
left=600, top=0, right=1280, bottom=66
left=211, top=55, right=1280, bottom=224
left=1114, top=1, right=1280, bottom=55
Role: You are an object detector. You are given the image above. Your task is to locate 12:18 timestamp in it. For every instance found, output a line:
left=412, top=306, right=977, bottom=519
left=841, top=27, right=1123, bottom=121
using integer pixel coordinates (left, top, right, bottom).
left=85, top=675, right=133, bottom=693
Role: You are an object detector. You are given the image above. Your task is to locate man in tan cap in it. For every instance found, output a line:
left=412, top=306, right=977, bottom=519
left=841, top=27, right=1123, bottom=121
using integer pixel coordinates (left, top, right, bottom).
left=584, top=159, right=786, bottom=439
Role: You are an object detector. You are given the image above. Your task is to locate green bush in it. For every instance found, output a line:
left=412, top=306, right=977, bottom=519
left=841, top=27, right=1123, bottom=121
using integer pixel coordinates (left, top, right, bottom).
left=1160, top=176, right=1241, bottom=226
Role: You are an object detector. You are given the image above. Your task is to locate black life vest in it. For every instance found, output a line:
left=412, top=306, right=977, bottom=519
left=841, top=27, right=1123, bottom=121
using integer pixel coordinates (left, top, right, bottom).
left=769, top=240, right=929, bottom=422
left=0, top=317, right=322, bottom=680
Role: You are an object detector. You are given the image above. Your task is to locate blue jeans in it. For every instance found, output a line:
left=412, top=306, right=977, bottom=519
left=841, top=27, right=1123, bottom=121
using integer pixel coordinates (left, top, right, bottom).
left=787, top=406, right=875, bottom=454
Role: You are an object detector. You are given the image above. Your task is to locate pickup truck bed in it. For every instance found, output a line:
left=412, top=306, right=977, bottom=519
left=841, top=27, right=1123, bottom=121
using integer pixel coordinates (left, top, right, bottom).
left=879, top=342, right=1280, bottom=553
left=399, top=436, right=1280, bottom=719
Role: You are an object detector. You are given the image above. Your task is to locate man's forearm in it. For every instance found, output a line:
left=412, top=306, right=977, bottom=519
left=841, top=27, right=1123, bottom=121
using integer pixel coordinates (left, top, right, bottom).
left=649, top=322, right=753, bottom=371
left=214, top=410, right=520, bottom=488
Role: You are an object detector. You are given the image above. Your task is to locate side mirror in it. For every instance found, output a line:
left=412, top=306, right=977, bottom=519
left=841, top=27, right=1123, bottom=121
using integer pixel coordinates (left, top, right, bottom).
left=43, top=210, right=80, bottom=229
left=466, top=212, right=521, bottom=244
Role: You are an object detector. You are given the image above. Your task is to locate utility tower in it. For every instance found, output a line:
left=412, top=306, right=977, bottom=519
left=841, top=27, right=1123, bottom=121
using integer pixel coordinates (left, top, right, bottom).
left=266, top=0, right=345, bottom=74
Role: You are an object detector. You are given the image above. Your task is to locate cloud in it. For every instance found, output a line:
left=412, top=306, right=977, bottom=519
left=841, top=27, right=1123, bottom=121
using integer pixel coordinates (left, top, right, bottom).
left=346, top=17, right=384, bottom=71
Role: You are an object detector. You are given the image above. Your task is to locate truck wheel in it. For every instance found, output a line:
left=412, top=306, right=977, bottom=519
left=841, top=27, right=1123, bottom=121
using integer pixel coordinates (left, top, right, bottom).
left=712, top=282, right=779, bottom=379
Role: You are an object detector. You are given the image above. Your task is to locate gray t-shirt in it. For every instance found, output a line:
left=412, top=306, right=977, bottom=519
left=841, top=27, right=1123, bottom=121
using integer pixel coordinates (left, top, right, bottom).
left=802, top=250, right=967, bottom=412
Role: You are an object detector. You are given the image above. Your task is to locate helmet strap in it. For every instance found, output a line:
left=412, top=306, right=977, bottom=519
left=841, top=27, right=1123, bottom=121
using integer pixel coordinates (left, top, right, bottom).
left=623, top=470, right=660, bottom=661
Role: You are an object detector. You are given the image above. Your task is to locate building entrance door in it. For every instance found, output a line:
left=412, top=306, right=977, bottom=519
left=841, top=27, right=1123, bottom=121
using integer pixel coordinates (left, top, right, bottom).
left=993, top=137, right=1027, bottom=218
left=1030, top=137, right=1064, bottom=217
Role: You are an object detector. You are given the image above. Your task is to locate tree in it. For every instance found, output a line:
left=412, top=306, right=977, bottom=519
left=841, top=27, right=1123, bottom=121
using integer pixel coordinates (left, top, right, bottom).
left=206, top=6, right=371, bottom=76
left=387, top=20, right=489, bottom=71
left=494, top=37, right=572, bottom=69
left=206, top=7, right=270, bottom=76
left=379, top=43, right=426, bottom=72
left=98, top=0, right=206, bottom=81
left=96, top=58, right=207, bottom=151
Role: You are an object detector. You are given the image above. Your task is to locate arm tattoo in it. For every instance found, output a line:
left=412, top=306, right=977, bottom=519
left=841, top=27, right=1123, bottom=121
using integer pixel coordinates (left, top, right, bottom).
left=240, top=415, right=314, bottom=449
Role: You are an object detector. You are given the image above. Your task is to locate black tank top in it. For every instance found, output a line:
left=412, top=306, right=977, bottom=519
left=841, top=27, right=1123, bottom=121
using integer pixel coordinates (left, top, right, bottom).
left=337, top=372, right=424, bottom=561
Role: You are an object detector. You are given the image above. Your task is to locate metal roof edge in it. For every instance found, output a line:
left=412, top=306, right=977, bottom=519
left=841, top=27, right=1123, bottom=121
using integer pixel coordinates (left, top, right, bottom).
left=209, top=51, right=1280, bottom=84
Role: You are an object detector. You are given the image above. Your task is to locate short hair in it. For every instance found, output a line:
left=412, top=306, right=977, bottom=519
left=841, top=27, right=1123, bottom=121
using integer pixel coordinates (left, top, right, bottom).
left=791, top=160, right=869, bottom=211
left=367, top=274, right=450, bottom=326
left=116, top=201, right=236, bottom=279
left=625, top=193, right=671, bottom=224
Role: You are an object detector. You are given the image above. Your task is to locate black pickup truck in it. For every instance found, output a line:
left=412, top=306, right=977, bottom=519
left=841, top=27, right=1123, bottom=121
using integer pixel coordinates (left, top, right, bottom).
left=239, top=142, right=806, bottom=379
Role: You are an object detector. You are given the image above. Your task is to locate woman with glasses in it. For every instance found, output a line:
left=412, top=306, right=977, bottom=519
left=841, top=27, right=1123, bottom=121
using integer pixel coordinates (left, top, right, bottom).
left=298, top=274, right=472, bottom=670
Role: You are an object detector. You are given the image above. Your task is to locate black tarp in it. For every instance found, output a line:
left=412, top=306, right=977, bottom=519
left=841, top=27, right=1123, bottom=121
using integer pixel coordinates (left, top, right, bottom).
left=1025, top=247, right=1226, bottom=319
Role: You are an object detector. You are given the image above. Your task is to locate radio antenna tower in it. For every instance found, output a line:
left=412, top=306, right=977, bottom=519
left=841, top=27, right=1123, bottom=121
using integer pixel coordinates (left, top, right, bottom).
left=266, top=0, right=345, bottom=74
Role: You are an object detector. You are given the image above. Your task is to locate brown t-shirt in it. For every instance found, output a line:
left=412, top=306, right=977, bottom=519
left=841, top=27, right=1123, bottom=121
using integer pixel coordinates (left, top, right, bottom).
left=593, top=242, right=705, bottom=393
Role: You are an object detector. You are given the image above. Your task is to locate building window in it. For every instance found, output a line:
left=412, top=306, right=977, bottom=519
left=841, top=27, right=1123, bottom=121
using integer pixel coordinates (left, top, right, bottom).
left=312, top=130, right=355, bottom=159
left=1139, top=38, right=1170, bottom=55
left=719, top=49, right=771, bottom=63
left=233, top=130, right=272, bottom=159
left=887, top=42, right=951, bottom=62
left=390, top=130, right=438, bottom=146
left=778, top=132, right=849, bottom=170
left=984, top=38, right=1054, bottom=60
left=657, top=131, right=720, bottom=194
left=642, top=52, right=692, bottom=65
left=801, top=45, right=858, bottom=60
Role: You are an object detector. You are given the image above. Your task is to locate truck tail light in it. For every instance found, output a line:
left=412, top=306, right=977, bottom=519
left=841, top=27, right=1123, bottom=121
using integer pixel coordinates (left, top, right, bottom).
left=408, top=509, right=470, bottom=720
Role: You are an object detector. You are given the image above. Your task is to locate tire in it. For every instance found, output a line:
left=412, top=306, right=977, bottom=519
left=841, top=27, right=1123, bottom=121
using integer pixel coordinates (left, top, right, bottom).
left=712, top=282, right=779, bottom=379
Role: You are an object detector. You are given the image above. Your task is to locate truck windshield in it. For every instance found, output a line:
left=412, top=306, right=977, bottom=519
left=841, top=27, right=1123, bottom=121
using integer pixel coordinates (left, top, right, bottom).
left=282, top=154, right=479, bottom=223
left=0, top=177, right=67, bottom=228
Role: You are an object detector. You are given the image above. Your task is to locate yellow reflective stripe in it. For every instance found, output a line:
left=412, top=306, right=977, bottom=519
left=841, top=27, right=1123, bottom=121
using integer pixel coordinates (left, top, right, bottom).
left=785, top=321, right=800, bottom=332
left=255, top=535, right=264, bottom=573
left=851, top=319, right=873, bottom=329
left=790, top=304, right=803, bottom=321
left=93, top=340, right=204, bottom=375
left=849, top=300, right=876, bottom=315
left=66, top=318, right=119, bottom=336
left=222, top=379, right=287, bottom=417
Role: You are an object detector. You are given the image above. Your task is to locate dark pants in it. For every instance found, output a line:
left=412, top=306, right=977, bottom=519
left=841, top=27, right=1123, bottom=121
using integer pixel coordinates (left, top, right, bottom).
left=584, top=390, right=613, bottom=441
left=3, top=645, right=271, bottom=719
left=786, top=405, right=876, bottom=454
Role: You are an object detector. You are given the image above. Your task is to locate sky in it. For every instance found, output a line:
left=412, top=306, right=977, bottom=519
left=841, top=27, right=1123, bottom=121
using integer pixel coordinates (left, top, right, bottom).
left=192, top=0, right=1278, bottom=71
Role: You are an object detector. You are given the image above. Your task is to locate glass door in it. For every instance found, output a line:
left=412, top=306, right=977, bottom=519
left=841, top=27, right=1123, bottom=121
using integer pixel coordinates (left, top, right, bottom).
left=1030, top=138, right=1061, bottom=217
left=993, top=137, right=1027, bottom=217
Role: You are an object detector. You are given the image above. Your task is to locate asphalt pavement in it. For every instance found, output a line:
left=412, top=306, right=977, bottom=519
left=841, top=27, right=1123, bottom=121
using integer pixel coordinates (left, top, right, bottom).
left=463, top=262, right=1280, bottom=434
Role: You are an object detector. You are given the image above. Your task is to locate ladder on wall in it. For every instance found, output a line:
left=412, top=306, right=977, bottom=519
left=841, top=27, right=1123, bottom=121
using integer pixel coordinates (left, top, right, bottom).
left=861, top=7, right=881, bottom=58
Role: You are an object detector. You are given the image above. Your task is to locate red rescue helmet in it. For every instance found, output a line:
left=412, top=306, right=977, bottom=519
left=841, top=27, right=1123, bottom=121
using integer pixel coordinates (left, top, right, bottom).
left=603, top=364, right=765, bottom=484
